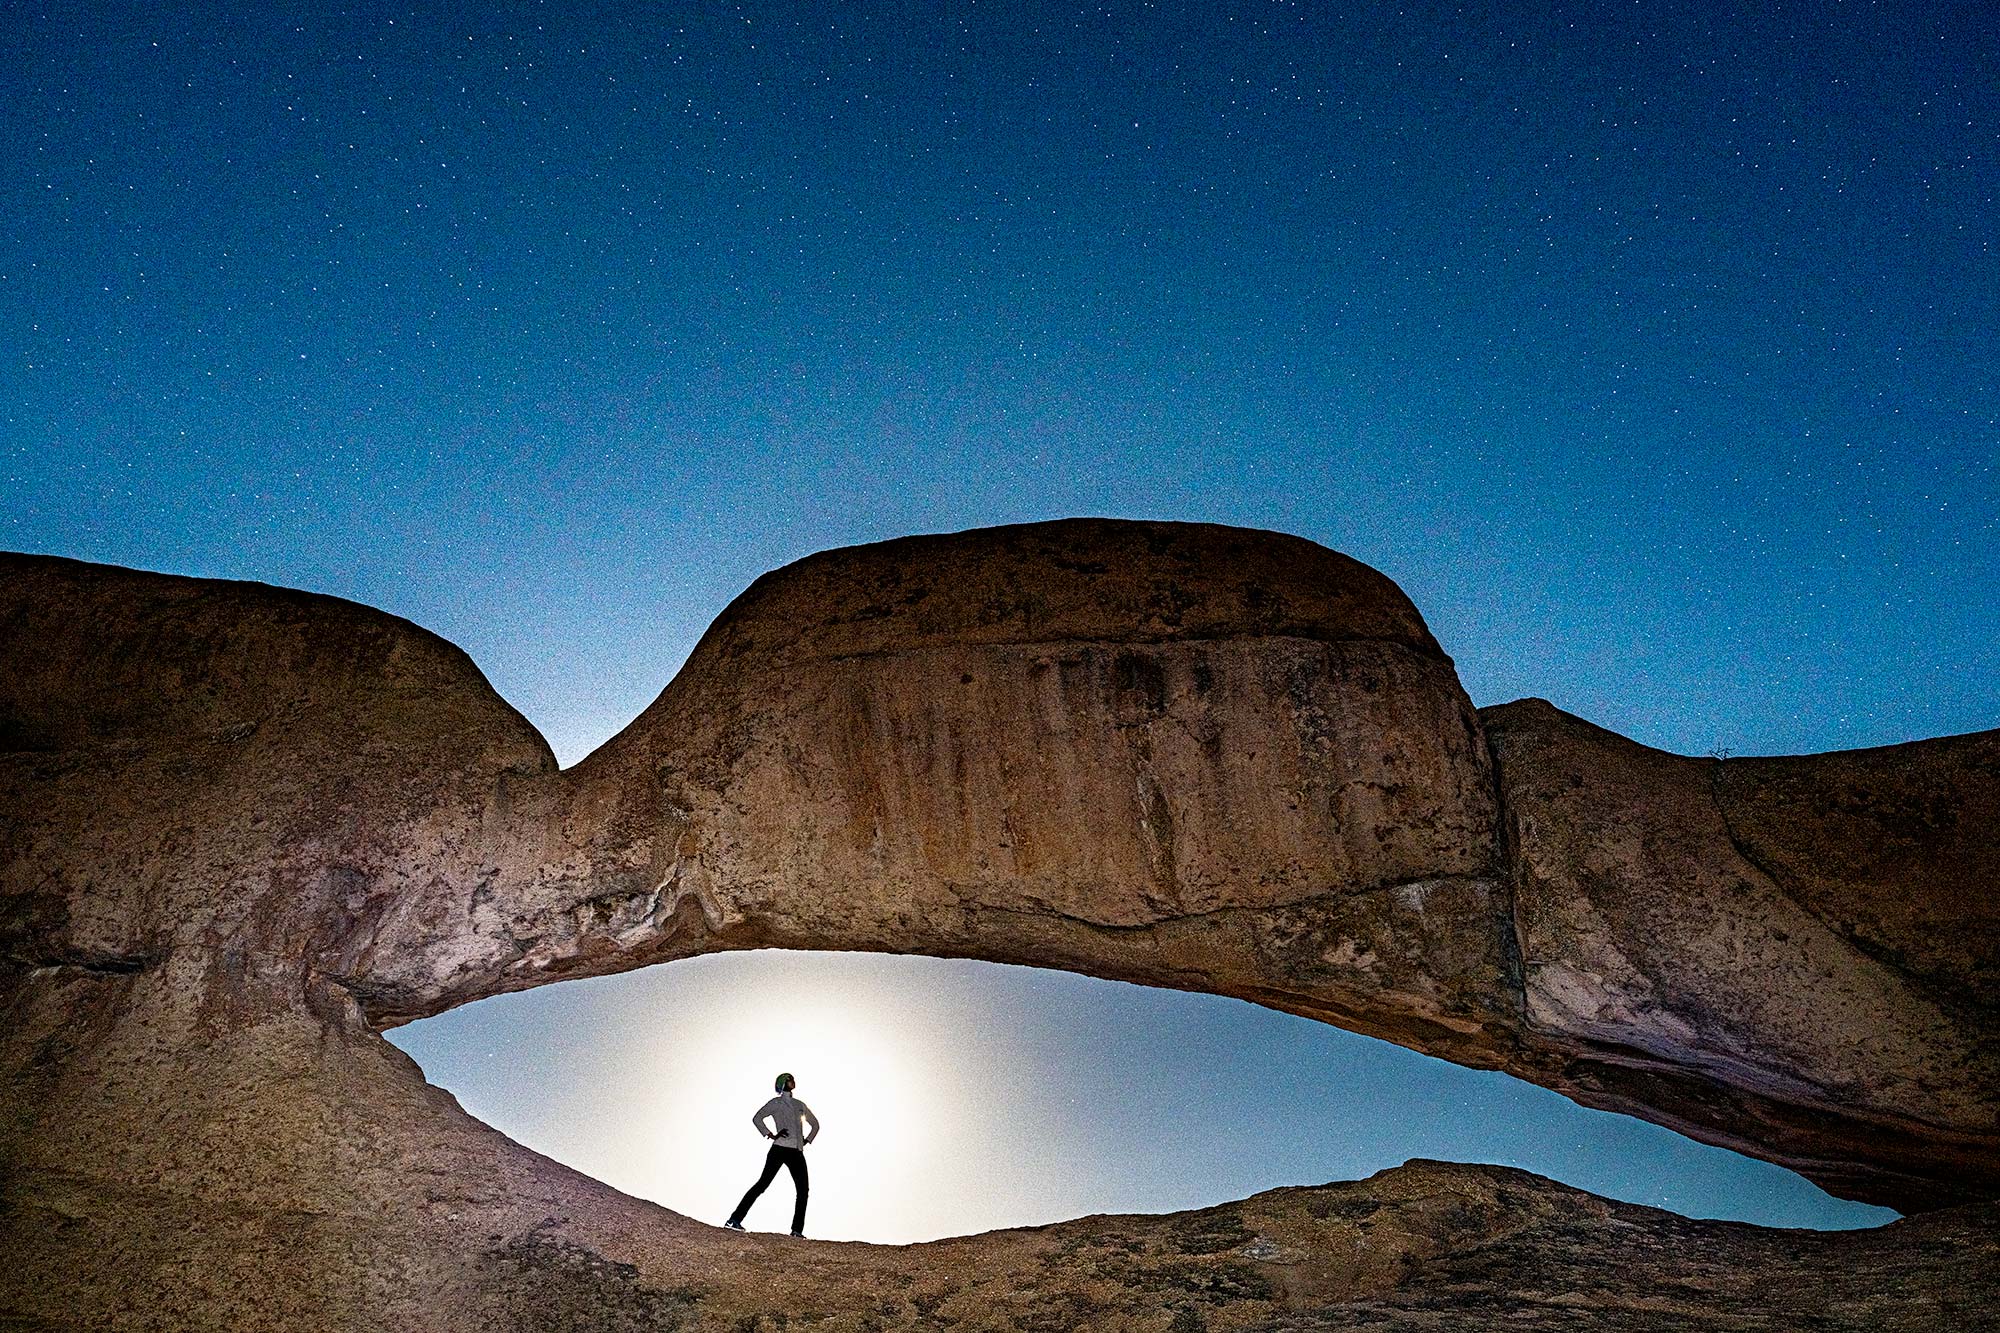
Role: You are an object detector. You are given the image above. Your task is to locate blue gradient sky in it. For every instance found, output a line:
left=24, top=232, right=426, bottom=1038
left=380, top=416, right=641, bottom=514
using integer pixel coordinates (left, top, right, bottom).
left=5, top=0, right=1992, bottom=1240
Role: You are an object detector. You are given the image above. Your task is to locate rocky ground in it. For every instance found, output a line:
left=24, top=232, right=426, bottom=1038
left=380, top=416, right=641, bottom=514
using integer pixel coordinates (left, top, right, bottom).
left=9, top=1140, right=1995, bottom=1331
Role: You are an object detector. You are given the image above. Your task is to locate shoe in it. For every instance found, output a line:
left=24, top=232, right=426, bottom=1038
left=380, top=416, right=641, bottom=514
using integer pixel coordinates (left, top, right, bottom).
left=724, top=1220, right=745, bottom=1231
left=789, top=1230, right=804, bottom=1238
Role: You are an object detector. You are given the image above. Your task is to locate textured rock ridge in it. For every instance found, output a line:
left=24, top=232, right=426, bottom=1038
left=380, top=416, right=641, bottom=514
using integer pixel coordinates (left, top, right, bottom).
left=1482, top=699, right=2000, bottom=1212
left=368, top=522, right=1513, bottom=1049
left=2, top=521, right=1996, bottom=1330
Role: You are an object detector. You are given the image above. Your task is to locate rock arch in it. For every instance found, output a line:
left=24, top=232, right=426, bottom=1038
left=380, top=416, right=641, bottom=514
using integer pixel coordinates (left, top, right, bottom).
left=3, top=521, right=1995, bottom=1329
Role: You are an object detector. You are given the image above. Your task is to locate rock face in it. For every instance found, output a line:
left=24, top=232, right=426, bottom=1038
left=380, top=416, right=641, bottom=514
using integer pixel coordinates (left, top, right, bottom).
left=2, top=521, right=1996, bottom=1330
left=1484, top=702, right=2000, bottom=1212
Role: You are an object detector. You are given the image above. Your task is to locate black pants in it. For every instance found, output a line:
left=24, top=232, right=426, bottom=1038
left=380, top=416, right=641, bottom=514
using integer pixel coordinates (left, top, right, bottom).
left=729, top=1144, right=808, bottom=1233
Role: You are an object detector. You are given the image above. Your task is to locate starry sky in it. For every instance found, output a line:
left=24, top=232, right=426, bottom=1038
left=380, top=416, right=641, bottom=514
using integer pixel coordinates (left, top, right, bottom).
left=5, top=0, right=1993, bottom=1241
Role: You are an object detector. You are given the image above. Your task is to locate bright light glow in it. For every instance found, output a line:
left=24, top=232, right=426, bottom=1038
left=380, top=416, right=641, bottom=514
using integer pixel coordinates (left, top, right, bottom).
left=390, top=950, right=1898, bottom=1244
left=625, top=960, right=950, bottom=1241
left=453, top=951, right=1016, bottom=1243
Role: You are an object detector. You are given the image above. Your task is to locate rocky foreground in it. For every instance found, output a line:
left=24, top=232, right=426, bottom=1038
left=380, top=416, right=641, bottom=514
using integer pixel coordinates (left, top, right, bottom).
left=2, top=520, right=1995, bottom=1329
left=11, top=1138, right=1996, bottom=1332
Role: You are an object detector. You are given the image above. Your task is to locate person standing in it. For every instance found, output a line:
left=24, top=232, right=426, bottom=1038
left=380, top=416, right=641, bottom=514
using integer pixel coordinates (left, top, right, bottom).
left=724, top=1072, right=818, bottom=1237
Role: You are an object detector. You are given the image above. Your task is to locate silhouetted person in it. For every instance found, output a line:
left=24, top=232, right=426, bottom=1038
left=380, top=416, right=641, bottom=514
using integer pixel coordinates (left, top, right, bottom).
left=724, top=1072, right=818, bottom=1237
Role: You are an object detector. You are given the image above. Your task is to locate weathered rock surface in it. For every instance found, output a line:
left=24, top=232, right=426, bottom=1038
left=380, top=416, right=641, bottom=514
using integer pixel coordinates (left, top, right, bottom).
left=1484, top=701, right=2000, bottom=1213
left=2, top=521, right=1996, bottom=1330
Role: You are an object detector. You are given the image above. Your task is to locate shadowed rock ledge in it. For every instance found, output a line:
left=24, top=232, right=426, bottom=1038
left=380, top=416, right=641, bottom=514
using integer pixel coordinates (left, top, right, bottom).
left=1, top=521, right=1995, bottom=1330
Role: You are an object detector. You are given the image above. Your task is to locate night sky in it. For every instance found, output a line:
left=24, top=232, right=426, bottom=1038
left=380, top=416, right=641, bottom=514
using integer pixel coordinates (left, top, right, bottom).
left=5, top=1, right=1993, bottom=1241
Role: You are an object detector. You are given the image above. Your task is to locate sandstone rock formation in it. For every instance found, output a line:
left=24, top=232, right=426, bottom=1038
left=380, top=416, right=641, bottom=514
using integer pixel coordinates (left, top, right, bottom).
left=1484, top=701, right=1999, bottom=1212
left=2, top=521, right=1995, bottom=1330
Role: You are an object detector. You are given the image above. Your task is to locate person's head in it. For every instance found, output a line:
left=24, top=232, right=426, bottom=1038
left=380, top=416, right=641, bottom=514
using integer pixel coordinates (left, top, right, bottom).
left=774, top=1072, right=796, bottom=1094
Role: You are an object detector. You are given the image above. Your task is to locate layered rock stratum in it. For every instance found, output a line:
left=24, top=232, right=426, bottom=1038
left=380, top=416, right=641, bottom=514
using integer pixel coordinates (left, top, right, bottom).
left=2, top=521, right=1994, bottom=1330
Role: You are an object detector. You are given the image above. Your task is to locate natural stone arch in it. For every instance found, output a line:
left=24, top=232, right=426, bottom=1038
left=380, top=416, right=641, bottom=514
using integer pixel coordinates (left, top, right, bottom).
left=2, top=520, right=1996, bottom=1330
left=334, top=520, right=1994, bottom=1212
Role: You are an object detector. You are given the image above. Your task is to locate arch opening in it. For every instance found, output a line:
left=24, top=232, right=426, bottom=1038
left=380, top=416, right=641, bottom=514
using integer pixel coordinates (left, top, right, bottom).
left=385, top=949, right=1898, bottom=1245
